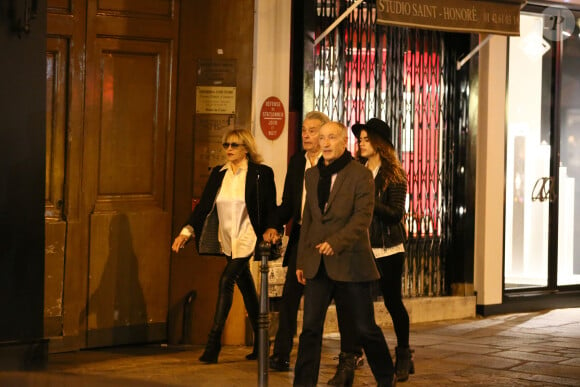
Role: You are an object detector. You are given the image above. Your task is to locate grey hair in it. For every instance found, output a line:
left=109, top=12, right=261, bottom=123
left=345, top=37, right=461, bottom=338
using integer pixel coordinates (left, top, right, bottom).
left=304, top=111, right=330, bottom=125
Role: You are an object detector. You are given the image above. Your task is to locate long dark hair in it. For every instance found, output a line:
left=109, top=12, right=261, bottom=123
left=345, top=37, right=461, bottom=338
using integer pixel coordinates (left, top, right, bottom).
left=356, top=130, right=407, bottom=190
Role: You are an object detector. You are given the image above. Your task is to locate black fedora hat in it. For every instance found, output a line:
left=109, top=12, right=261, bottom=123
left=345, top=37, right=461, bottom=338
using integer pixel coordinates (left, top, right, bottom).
left=351, top=118, right=394, bottom=147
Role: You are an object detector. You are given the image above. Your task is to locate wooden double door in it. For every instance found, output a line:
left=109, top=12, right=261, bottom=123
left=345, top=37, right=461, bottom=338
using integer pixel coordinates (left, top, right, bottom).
left=45, top=0, right=180, bottom=350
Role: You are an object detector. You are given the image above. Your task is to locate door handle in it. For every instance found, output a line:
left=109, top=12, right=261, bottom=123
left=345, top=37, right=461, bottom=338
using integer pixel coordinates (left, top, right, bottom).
left=531, top=177, right=555, bottom=202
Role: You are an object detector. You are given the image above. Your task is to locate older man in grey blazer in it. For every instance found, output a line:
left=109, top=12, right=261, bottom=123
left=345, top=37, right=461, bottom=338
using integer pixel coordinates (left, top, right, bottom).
left=293, top=121, right=396, bottom=387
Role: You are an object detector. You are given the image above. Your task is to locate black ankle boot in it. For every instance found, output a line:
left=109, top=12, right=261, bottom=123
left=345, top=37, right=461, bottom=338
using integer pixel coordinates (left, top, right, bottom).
left=245, top=336, right=259, bottom=360
left=378, top=373, right=397, bottom=387
left=245, top=332, right=267, bottom=360
left=199, top=329, right=222, bottom=363
left=395, top=346, right=413, bottom=382
left=327, top=352, right=356, bottom=386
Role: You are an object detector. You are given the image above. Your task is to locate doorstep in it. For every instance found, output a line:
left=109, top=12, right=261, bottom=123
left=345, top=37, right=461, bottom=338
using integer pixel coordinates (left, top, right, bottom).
left=269, top=296, right=476, bottom=336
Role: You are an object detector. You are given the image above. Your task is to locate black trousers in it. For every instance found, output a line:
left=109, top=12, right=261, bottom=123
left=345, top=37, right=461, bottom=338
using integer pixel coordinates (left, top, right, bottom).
left=339, top=252, right=410, bottom=352
left=293, top=262, right=394, bottom=386
left=271, top=239, right=304, bottom=361
left=210, top=255, right=259, bottom=333
left=376, top=252, right=410, bottom=348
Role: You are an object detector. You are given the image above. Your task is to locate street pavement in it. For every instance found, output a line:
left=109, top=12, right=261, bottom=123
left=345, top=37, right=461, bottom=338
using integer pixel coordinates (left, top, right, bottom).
left=1, top=307, right=579, bottom=386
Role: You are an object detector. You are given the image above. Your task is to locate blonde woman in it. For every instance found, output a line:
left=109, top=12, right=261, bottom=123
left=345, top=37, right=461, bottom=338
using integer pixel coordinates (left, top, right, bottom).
left=172, top=129, right=277, bottom=363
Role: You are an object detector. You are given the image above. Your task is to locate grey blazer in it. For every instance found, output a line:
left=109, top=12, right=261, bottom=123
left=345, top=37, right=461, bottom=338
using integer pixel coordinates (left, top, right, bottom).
left=296, top=159, right=380, bottom=282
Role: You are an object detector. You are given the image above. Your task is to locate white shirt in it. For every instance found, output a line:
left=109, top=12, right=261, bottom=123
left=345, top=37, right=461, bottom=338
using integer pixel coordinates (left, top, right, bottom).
left=368, top=162, right=405, bottom=259
left=215, top=160, right=257, bottom=259
left=300, top=151, right=322, bottom=223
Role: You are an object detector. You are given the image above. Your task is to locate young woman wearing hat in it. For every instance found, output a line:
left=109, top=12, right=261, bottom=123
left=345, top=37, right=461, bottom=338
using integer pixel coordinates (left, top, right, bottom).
left=355, top=118, right=414, bottom=382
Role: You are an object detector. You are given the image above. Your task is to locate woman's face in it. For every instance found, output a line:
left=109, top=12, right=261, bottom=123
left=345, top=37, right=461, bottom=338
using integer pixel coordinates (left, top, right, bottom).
left=358, top=130, right=377, bottom=159
left=222, top=135, right=247, bottom=164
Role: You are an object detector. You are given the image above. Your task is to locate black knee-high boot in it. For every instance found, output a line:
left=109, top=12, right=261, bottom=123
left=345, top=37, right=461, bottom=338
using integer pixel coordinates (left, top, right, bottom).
left=199, top=327, right=222, bottom=363
left=235, top=259, right=262, bottom=360
left=244, top=308, right=261, bottom=360
left=200, top=259, right=238, bottom=363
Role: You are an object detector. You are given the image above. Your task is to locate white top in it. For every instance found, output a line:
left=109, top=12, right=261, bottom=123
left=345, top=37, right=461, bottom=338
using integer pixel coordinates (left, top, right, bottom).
left=300, top=151, right=322, bottom=224
left=215, top=159, right=257, bottom=259
left=368, top=163, right=405, bottom=259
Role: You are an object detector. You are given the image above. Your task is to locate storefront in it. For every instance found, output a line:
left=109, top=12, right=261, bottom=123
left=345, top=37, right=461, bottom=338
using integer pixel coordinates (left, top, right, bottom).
left=495, top=1, right=580, bottom=312
left=299, top=0, right=580, bottom=314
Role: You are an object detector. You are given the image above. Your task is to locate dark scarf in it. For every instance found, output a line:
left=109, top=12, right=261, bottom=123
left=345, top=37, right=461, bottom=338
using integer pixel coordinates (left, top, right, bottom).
left=317, top=151, right=352, bottom=213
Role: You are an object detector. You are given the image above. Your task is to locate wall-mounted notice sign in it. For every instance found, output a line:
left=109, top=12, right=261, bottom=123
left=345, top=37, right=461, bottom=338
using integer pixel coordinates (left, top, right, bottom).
left=196, top=86, right=236, bottom=114
left=260, top=96, right=285, bottom=140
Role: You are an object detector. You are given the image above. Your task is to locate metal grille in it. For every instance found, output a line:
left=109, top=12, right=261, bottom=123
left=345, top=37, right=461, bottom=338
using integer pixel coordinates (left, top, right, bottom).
left=313, top=0, right=464, bottom=297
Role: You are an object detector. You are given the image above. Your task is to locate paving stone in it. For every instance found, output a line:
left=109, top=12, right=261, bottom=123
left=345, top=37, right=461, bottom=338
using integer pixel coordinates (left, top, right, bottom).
left=511, top=361, right=580, bottom=380
left=444, top=352, right=523, bottom=370
left=513, top=372, right=580, bottom=387
left=493, top=349, right=568, bottom=363
left=427, top=342, right=500, bottom=355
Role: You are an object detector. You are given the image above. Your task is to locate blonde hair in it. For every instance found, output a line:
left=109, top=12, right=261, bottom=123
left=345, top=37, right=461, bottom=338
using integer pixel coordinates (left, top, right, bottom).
left=222, top=129, right=263, bottom=164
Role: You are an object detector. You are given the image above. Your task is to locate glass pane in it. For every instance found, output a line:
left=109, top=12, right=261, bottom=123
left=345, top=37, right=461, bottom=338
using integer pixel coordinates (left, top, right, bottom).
left=504, top=14, right=552, bottom=290
left=558, top=13, right=580, bottom=286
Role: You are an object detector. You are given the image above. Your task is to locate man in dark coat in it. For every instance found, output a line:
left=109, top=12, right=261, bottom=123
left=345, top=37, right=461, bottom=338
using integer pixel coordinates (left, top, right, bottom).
left=263, top=111, right=329, bottom=371
left=293, top=121, right=396, bottom=387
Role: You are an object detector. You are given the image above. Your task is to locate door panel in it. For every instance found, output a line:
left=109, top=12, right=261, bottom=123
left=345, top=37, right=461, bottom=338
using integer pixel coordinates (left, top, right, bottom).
left=505, top=9, right=580, bottom=291
left=45, top=38, right=67, bottom=219
left=87, top=211, right=169, bottom=346
left=85, top=39, right=173, bottom=346
left=47, top=0, right=87, bottom=352
left=557, top=11, right=580, bottom=286
left=49, top=0, right=72, bottom=12
left=83, top=1, right=178, bottom=347
left=96, top=0, right=174, bottom=17
left=504, top=13, right=553, bottom=289
left=94, top=40, right=169, bottom=201
left=44, top=37, right=68, bottom=338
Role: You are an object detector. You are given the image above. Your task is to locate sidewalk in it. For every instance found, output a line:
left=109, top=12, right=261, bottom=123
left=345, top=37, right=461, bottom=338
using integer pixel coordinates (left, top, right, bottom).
left=1, top=308, right=579, bottom=386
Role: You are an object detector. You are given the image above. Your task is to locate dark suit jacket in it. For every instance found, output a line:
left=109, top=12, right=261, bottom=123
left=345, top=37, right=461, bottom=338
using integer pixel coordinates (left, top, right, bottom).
left=266, top=151, right=308, bottom=266
left=186, top=161, right=277, bottom=255
left=296, top=158, right=380, bottom=282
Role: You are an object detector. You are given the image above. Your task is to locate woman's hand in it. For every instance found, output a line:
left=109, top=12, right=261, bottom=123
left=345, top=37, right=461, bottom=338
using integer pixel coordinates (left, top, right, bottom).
left=263, top=228, right=280, bottom=243
left=172, top=234, right=191, bottom=252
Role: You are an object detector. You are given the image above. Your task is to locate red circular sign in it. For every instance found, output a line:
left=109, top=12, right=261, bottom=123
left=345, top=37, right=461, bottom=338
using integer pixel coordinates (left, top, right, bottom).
left=260, top=96, right=285, bottom=140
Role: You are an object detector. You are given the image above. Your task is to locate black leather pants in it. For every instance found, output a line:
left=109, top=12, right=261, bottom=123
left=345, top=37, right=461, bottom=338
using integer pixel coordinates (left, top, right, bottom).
left=211, top=255, right=259, bottom=333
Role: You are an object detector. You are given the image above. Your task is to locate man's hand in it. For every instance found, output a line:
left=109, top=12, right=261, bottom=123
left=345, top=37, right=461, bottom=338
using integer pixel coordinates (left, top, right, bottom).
left=171, top=234, right=190, bottom=252
left=296, top=269, right=306, bottom=285
left=315, top=241, right=334, bottom=256
left=263, top=228, right=280, bottom=243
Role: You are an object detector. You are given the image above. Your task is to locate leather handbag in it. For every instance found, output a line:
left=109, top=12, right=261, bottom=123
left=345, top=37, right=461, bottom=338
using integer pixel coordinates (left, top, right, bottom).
left=197, top=206, right=223, bottom=255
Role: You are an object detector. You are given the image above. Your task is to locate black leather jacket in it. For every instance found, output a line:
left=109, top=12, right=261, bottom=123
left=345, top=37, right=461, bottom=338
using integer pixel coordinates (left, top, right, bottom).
left=369, top=169, right=407, bottom=249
